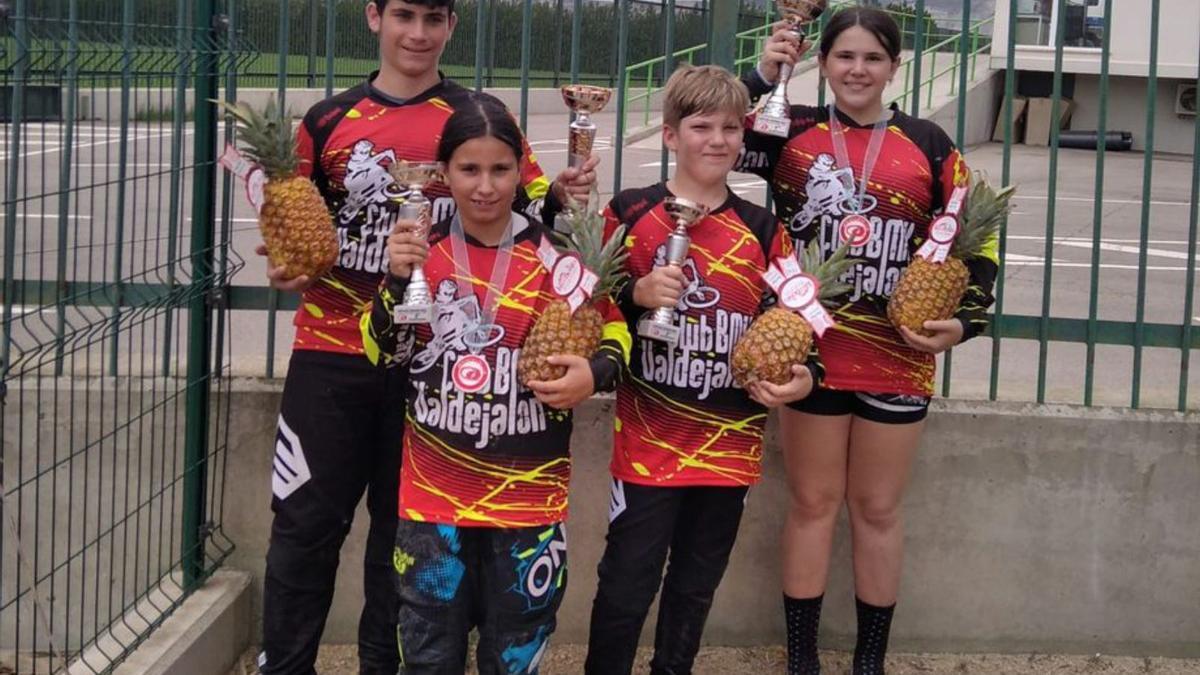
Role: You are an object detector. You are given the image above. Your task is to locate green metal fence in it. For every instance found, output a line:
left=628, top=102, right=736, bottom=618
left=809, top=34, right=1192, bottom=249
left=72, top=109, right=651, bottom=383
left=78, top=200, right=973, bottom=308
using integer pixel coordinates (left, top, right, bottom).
left=1, top=0, right=246, bottom=670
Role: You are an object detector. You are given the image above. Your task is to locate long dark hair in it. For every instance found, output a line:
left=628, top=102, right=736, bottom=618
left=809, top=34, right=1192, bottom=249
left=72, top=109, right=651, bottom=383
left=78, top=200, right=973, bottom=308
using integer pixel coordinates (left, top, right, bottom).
left=818, top=7, right=902, bottom=61
left=436, top=96, right=524, bottom=165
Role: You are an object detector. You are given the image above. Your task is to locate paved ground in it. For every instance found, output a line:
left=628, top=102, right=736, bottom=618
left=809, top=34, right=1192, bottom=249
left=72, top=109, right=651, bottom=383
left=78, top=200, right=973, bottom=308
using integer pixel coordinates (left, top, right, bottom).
left=4, top=110, right=1198, bottom=408
left=227, top=644, right=1200, bottom=675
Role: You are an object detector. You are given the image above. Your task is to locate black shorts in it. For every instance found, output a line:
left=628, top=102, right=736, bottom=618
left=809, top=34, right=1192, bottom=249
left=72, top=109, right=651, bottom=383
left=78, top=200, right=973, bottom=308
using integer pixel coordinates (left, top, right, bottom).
left=786, top=387, right=930, bottom=424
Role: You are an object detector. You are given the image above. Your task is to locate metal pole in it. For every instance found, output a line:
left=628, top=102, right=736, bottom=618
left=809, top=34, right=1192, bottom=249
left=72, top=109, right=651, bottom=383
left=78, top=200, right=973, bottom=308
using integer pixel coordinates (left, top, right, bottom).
left=183, top=0, right=220, bottom=589
left=989, top=0, right=1019, bottom=400
left=614, top=0, right=630, bottom=192
left=570, top=0, right=582, bottom=84
left=660, top=0, right=676, bottom=183
left=1035, top=0, right=1069, bottom=404
left=941, top=0, right=971, bottom=397
left=1083, top=0, right=1112, bottom=406
left=474, top=0, right=487, bottom=92
left=1131, top=0, right=1161, bottom=408
left=708, top=0, right=738, bottom=69
left=520, top=0, right=533, bottom=129
left=910, top=0, right=925, bottom=116
left=308, top=0, right=318, bottom=87
left=325, top=0, right=336, bottom=97
left=266, top=0, right=290, bottom=379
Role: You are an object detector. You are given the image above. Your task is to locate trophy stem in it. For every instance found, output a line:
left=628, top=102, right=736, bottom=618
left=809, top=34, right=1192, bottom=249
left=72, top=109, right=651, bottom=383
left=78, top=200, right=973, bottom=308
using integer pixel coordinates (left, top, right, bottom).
left=568, top=112, right=597, bottom=169
left=393, top=188, right=436, bottom=323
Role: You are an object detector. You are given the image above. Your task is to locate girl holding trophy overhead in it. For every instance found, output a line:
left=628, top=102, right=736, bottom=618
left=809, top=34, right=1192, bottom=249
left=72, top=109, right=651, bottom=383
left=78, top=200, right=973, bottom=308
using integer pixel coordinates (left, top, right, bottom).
left=740, top=6, right=999, bottom=675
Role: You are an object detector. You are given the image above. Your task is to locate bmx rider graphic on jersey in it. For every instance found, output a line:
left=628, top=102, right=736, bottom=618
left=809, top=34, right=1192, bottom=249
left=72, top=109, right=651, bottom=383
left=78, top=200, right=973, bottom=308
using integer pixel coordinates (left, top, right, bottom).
left=791, top=153, right=878, bottom=234
left=338, top=139, right=407, bottom=226
left=410, top=279, right=507, bottom=375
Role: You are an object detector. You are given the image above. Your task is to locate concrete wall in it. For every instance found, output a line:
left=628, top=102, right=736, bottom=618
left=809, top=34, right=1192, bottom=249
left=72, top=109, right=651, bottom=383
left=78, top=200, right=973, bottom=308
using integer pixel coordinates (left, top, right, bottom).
left=1067, top=74, right=1197, bottom=154
left=220, top=382, right=1200, bottom=657
left=929, top=69, right=1005, bottom=148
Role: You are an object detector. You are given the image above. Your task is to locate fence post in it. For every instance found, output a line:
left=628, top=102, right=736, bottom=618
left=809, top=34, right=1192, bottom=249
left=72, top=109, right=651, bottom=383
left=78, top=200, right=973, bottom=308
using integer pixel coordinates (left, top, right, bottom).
left=941, top=0, right=972, bottom=396
left=308, top=0, right=318, bottom=87
left=1, top=0, right=27, bottom=377
left=910, top=0, right=925, bottom=116
left=614, top=0, right=629, bottom=192
left=183, top=0, right=220, bottom=589
left=707, top=0, right=737, bottom=69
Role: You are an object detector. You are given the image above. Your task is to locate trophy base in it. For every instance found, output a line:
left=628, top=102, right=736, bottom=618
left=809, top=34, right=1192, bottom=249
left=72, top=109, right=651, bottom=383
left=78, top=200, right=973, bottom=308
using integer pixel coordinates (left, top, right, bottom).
left=393, top=303, right=434, bottom=325
left=752, top=113, right=790, bottom=138
left=638, top=317, right=680, bottom=347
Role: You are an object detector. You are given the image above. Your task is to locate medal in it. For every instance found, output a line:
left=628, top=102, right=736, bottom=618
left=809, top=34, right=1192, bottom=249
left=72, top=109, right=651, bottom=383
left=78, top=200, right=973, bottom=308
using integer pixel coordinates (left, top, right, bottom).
left=838, top=213, right=873, bottom=248
left=828, top=105, right=889, bottom=246
left=446, top=214, right=517, bottom=395
left=452, top=354, right=491, bottom=394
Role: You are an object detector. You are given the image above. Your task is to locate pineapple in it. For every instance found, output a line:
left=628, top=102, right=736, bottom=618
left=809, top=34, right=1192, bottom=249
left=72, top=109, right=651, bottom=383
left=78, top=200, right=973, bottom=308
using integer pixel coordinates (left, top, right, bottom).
left=888, top=173, right=1015, bottom=336
left=215, top=98, right=339, bottom=280
left=517, top=202, right=628, bottom=386
left=731, top=240, right=857, bottom=387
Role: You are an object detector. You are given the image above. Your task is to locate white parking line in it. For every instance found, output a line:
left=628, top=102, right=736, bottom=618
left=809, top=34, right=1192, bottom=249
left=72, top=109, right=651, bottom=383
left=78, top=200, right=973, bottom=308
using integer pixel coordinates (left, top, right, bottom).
left=0, top=213, right=92, bottom=220
left=1007, top=235, right=1193, bottom=245
left=1005, top=235, right=1200, bottom=262
left=1019, top=194, right=1193, bottom=208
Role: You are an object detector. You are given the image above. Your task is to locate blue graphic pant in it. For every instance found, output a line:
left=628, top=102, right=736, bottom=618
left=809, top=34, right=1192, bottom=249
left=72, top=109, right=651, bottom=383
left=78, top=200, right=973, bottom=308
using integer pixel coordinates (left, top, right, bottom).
left=394, top=519, right=567, bottom=675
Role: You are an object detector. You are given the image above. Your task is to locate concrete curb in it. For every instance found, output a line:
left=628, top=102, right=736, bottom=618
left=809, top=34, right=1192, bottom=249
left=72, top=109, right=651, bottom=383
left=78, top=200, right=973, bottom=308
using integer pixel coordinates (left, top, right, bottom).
left=113, top=571, right=252, bottom=675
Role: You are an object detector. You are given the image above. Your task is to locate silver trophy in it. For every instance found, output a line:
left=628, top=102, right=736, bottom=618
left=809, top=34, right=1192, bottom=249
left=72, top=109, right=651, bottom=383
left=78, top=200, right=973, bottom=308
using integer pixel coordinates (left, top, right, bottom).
left=637, top=196, right=709, bottom=347
left=387, top=161, right=443, bottom=324
left=562, top=84, right=613, bottom=169
left=752, top=0, right=828, bottom=138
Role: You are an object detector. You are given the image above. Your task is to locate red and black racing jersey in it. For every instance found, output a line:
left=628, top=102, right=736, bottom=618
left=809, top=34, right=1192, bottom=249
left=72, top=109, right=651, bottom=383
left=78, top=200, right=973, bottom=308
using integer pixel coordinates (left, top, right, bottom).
left=292, top=73, right=556, bottom=356
left=738, top=89, right=997, bottom=397
left=363, top=215, right=629, bottom=527
left=603, top=183, right=806, bottom=487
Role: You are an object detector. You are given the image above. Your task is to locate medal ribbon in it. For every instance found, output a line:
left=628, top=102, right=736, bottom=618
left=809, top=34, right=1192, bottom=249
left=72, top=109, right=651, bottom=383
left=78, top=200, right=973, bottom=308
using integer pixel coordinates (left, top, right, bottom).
left=828, top=105, right=890, bottom=215
left=448, top=213, right=517, bottom=354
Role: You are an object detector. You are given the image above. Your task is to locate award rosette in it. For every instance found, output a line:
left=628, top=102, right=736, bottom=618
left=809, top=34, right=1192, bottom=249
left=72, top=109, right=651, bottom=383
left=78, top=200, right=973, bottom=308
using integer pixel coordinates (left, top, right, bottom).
left=762, top=253, right=834, bottom=337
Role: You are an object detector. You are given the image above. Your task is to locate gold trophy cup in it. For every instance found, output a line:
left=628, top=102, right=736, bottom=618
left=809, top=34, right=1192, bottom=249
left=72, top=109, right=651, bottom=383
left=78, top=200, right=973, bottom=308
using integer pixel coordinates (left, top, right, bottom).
left=387, top=160, right=443, bottom=324
left=637, top=196, right=709, bottom=347
left=561, top=84, right=613, bottom=169
left=752, top=0, right=828, bottom=138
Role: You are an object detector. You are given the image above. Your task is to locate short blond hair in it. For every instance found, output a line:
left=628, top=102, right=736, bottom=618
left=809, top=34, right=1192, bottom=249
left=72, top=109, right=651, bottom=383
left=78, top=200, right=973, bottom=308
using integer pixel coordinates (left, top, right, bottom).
left=662, top=64, right=750, bottom=128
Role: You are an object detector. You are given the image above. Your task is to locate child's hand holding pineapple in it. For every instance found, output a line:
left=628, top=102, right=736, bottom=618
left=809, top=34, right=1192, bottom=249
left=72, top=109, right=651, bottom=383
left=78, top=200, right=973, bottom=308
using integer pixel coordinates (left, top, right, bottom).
left=897, top=319, right=964, bottom=354
left=526, top=355, right=596, bottom=410
left=745, top=363, right=815, bottom=408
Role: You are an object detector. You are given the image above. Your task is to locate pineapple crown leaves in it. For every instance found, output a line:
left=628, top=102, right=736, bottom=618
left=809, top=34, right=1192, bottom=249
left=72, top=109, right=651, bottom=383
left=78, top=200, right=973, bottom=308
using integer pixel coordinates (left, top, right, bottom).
left=950, top=171, right=1016, bottom=260
left=210, top=97, right=303, bottom=178
left=798, top=238, right=860, bottom=304
left=551, top=190, right=629, bottom=298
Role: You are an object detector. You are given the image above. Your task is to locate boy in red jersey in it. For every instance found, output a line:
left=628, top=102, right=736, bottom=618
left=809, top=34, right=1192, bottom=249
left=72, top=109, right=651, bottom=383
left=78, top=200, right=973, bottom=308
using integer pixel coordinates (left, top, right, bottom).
left=256, top=1, right=597, bottom=672
left=583, top=65, right=818, bottom=675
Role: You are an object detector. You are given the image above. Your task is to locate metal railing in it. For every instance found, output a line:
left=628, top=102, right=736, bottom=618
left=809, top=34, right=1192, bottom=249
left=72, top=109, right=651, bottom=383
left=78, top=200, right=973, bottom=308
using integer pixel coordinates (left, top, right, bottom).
left=889, top=14, right=994, bottom=112
left=620, top=1, right=997, bottom=138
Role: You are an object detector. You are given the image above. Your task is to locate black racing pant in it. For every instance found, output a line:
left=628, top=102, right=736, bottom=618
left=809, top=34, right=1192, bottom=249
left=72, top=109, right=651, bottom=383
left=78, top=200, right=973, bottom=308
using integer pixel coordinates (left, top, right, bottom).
left=394, top=519, right=567, bottom=674
left=585, top=479, right=749, bottom=675
left=260, top=350, right=406, bottom=675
